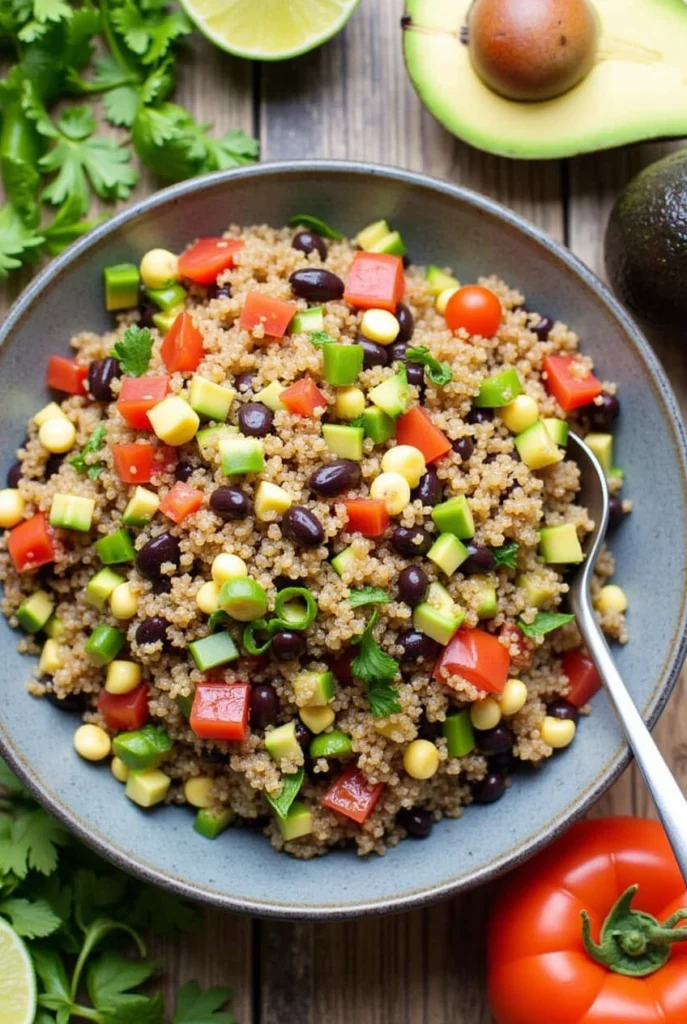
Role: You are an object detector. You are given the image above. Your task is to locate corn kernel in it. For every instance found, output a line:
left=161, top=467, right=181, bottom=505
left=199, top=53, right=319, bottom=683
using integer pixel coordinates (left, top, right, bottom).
left=197, top=580, right=221, bottom=614
left=0, top=488, right=25, bottom=528
left=211, top=553, right=248, bottom=583
left=403, top=739, right=440, bottom=780
left=595, top=584, right=628, bottom=615
left=139, top=248, right=179, bottom=289
left=381, top=445, right=426, bottom=488
left=300, top=705, right=335, bottom=734
left=499, top=678, right=528, bottom=716
left=334, top=386, right=366, bottom=420
left=105, top=660, right=142, bottom=695
left=39, top=418, right=76, bottom=454
left=470, top=697, right=502, bottom=731
left=111, top=756, right=130, bottom=783
left=148, top=396, right=199, bottom=446
left=74, top=724, right=111, bottom=762
left=39, top=638, right=63, bottom=676
left=500, top=394, right=539, bottom=434
left=370, top=471, right=411, bottom=516
left=360, top=308, right=400, bottom=345
left=110, top=582, right=138, bottom=620
left=33, top=402, right=68, bottom=427
left=184, top=775, right=215, bottom=808
left=541, top=716, right=577, bottom=749
left=254, top=480, right=292, bottom=521
left=436, top=286, right=459, bottom=315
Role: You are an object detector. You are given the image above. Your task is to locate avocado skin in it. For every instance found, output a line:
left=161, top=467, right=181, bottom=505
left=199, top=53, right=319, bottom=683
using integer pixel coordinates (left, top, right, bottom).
left=605, top=150, right=687, bottom=329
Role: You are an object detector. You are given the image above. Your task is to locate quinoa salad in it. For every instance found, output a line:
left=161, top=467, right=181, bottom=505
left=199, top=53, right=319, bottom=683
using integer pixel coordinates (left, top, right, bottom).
left=0, top=216, right=630, bottom=857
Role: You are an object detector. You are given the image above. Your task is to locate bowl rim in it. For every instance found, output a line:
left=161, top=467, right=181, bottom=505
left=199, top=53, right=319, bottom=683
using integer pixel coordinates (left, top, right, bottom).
left=2, top=159, right=687, bottom=919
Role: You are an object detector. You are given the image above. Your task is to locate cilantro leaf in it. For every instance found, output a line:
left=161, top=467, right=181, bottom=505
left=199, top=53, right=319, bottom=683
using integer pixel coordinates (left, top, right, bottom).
left=309, top=330, right=336, bottom=347
left=0, top=896, right=62, bottom=938
left=18, top=0, right=72, bottom=44
left=264, top=768, right=304, bottom=820
left=173, top=981, right=235, bottom=1024
left=32, top=946, right=72, bottom=1004
left=406, top=346, right=452, bottom=386
left=69, top=424, right=106, bottom=479
left=43, top=194, right=109, bottom=257
left=0, top=758, right=25, bottom=795
left=203, top=129, right=260, bottom=171
left=367, top=679, right=402, bottom=718
left=127, top=887, right=201, bottom=939
left=491, top=541, right=519, bottom=570
left=351, top=611, right=401, bottom=716
left=517, top=612, right=575, bottom=639
left=349, top=587, right=390, bottom=609
left=0, top=807, right=68, bottom=878
left=110, top=325, right=153, bottom=377
left=87, top=951, right=161, bottom=1014
left=132, top=102, right=206, bottom=182
left=104, top=86, right=140, bottom=128
left=111, top=1, right=192, bottom=65
left=288, top=214, right=343, bottom=241
left=0, top=204, right=45, bottom=280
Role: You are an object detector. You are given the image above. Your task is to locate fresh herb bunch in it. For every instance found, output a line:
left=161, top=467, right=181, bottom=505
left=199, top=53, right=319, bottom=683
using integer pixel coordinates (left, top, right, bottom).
left=0, top=0, right=259, bottom=280
left=0, top=759, right=237, bottom=1023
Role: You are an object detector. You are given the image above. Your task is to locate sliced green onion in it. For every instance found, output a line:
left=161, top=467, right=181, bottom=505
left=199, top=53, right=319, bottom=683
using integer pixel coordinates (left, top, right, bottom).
left=273, top=587, right=318, bottom=630
left=288, top=214, right=343, bottom=240
left=243, top=619, right=273, bottom=656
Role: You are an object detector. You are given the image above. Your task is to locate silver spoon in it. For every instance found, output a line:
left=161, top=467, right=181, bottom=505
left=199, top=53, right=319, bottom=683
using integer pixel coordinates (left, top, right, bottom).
left=568, top=431, right=687, bottom=881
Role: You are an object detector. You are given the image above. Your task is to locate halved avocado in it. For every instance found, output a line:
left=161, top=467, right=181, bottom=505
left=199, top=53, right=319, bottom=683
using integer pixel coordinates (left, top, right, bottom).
left=403, top=0, right=687, bottom=159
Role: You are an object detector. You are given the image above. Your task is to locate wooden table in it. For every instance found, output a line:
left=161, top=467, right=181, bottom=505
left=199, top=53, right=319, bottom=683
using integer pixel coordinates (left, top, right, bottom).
left=2, top=3, right=686, bottom=1020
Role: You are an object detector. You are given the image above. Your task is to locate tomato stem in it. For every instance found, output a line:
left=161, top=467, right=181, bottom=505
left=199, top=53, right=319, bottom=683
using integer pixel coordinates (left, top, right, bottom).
left=581, top=885, right=687, bottom=977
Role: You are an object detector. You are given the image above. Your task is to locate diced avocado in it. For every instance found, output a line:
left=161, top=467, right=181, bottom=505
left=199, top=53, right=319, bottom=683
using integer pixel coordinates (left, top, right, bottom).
left=145, top=282, right=186, bottom=311
left=219, top=437, right=264, bottom=475
left=432, top=495, right=475, bottom=539
left=516, top=571, right=556, bottom=609
left=189, top=631, right=239, bottom=670
left=585, top=432, right=613, bottom=473
left=44, top=615, right=65, bottom=639
left=427, top=533, right=469, bottom=576
left=277, top=800, right=313, bottom=841
left=473, top=575, right=497, bottom=618
left=86, top=568, right=125, bottom=609
left=188, top=376, right=235, bottom=422
left=123, top=486, right=160, bottom=527
left=322, top=424, right=364, bottom=461
left=291, top=307, right=324, bottom=334
left=293, top=670, right=335, bottom=708
left=196, top=424, right=238, bottom=460
left=543, top=417, right=569, bottom=447
left=194, top=807, right=234, bottom=839
left=113, top=724, right=173, bottom=771
left=39, top=638, right=63, bottom=675
left=539, top=523, right=584, bottom=564
left=95, top=529, right=135, bottom=565
left=152, top=307, right=183, bottom=334
left=254, top=480, right=292, bottom=519
left=125, top=769, right=171, bottom=808
left=608, top=466, right=624, bottom=482
left=368, top=369, right=409, bottom=418
left=331, top=545, right=358, bottom=576
left=361, top=406, right=396, bottom=443
left=426, top=580, right=457, bottom=617
left=413, top=602, right=464, bottom=646
left=309, top=730, right=353, bottom=758
left=255, top=381, right=286, bottom=411
left=85, top=624, right=124, bottom=666
left=16, top=591, right=54, bottom=634
left=425, top=265, right=458, bottom=296
left=356, top=219, right=390, bottom=250
left=323, top=343, right=364, bottom=386
left=265, top=721, right=302, bottom=763
left=475, top=368, right=523, bottom=408
left=50, top=494, right=95, bottom=532
left=443, top=711, right=475, bottom=757
left=175, top=693, right=193, bottom=719
left=370, top=231, right=407, bottom=257
left=514, top=421, right=564, bottom=470
left=104, top=263, right=139, bottom=312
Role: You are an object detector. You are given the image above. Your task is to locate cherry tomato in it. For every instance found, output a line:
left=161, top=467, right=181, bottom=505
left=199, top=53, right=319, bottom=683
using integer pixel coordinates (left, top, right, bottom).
left=445, top=285, right=502, bottom=337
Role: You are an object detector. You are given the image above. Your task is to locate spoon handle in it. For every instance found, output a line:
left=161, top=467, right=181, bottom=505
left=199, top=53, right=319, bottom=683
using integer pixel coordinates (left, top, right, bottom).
left=577, top=605, right=687, bottom=882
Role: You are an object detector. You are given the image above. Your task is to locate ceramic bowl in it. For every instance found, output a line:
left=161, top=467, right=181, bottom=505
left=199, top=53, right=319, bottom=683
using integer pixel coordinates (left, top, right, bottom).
left=1, top=162, right=686, bottom=918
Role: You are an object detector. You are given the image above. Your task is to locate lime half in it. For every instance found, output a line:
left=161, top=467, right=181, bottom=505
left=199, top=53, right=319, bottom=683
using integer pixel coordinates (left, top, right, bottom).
left=0, top=918, right=36, bottom=1024
left=181, top=0, right=361, bottom=60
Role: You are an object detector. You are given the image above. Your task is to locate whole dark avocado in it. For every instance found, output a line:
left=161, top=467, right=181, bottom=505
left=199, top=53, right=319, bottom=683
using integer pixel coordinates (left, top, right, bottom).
left=605, top=149, right=687, bottom=329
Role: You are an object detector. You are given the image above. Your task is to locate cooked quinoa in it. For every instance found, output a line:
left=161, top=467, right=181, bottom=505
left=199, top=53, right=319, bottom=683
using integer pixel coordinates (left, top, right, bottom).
left=0, top=222, right=630, bottom=857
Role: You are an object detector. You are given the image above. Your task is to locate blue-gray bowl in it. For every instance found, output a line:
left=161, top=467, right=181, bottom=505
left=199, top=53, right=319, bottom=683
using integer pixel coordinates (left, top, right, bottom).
left=1, top=161, right=686, bottom=919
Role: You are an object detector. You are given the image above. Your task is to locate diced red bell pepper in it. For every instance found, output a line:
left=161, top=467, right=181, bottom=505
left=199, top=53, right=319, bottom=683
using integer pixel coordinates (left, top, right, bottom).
left=433, top=627, right=511, bottom=695
left=499, top=622, right=533, bottom=670
left=47, top=356, right=88, bottom=396
left=98, top=684, right=150, bottom=732
left=178, top=237, right=244, bottom=285
left=239, top=292, right=297, bottom=338
left=280, top=378, right=327, bottom=417
left=190, top=682, right=251, bottom=741
left=116, top=375, right=170, bottom=430
left=543, top=355, right=603, bottom=412
left=396, top=407, right=452, bottom=464
left=343, top=499, right=389, bottom=538
left=160, top=311, right=205, bottom=373
left=8, top=513, right=56, bottom=573
left=322, top=764, right=385, bottom=824
left=112, top=442, right=157, bottom=484
left=344, top=251, right=405, bottom=312
left=562, top=648, right=602, bottom=708
left=159, top=481, right=204, bottom=524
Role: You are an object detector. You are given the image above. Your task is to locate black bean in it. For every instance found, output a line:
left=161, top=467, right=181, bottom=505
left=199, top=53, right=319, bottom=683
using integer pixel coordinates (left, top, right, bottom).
left=388, top=341, right=409, bottom=363
left=135, top=616, right=170, bottom=646
left=203, top=748, right=230, bottom=764
left=210, top=486, right=251, bottom=521
left=238, top=402, right=274, bottom=438
left=87, top=356, right=120, bottom=402
left=136, top=533, right=180, bottom=581
left=397, top=807, right=433, bottom=839
left=359, top=338, right=389, bottom=368
left=45, top=687, right=88, bottom=713
left=406, top=361, right=425, bottom=387
left=208, top=282, right=232, bottom=300
left=452, top=436, right=474, bottom=461
left=546, top=698, right=579, bottom=724
left=395, top=303, right=414, bottom=343
left=153, top=578, right=172, bottom=595
left=234, top=371, right=255, bottom=393
left=250, top=684, right=280, bottom=729
left=477, top=724, right=514, bottom=756
left=399, top=630, right=439, bottom=663
left=292, top=230, right=327, bottom=261
left=531, top=314, right=553, bottom=340
left=472, top=772, right=506, bottom=804
left=462, top=544, right=496, bottom=574
left=137, top=298, right=157, bottom=329
left=402, top=254, right=412, bottom=269
left=7, top=463, right=22, bottom=488
left=44, top=454, right=64, bottom=478
left=282, top=506, right=325, bottom=548
left=309, top=460, right=361, bottom=497
left=413, top=467, right=443, bottom=507
left=398, top=565, right=428, bottom=606
left=582, top=391, right=620, bottom=431
left=466, top=407, right=494, bottom=425
left=417, top=715, right=443, bottom=742
left=391, top=526, right=432, bottom=557
left=275, top=574, right=306, bottom=591
left=271, top=631, right=307, bottom=661
left=295, top=720, right=312, bottom=749
left=489, top=750, right=517, bottom=775
left=608, top=495, right=627, bottom=528
left=289, top=268, right=344, bottom=302
left=174, top=461, right=196, bottom=482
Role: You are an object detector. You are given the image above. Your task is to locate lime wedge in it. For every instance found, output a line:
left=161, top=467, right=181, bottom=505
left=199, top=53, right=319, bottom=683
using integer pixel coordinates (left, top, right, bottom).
left=0, top=918, right=36, bottom=1024
left=180, top=0, right=361, bottom=60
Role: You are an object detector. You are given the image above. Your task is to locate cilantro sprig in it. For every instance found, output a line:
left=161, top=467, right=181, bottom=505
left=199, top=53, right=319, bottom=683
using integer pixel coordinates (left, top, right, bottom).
left=491, top=541, right=519, bottom=569
left=351, top=611, right=401, bottom=717
left=111, top=324, right=153, bottom=377
left=349, top=587, right=390, bottom=609
left=406, top=345, right=453, bottom=386
left=517, top=611, right=576, bottom=638
left=69, top=423, right=107, bottom=479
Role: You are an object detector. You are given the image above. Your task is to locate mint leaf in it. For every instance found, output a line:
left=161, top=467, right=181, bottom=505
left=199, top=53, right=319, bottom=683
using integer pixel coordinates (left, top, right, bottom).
left=173, top=981, right=235, bottom=1024
left=349, top=587, right=389, bottom=609
left=367, top=679, right=401, bottom=718
left=288, top=214, right=343, bottom=241
left=69, top=424, right=106, bottom=479
left=0, top=896, right=62, bottom=937
left=406, top=346, right=452, bottom=386
left=351, top=611, right=401, bottom=716
left=264, top=768, right=304, bottom=820
left=517, top=611, right=575, bottom=638
left=492, top=541, right=519, bottom=570
left=110, top=325, right=153, bottom=378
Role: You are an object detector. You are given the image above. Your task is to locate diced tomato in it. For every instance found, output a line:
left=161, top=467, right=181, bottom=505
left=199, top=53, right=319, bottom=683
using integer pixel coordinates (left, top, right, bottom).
left=112, top=443, right=156, bottom=484
left=190, top=682, right=251, bottom=741
left=155, top=445, right=178, bottom=475
left=499, top=622, right=533, bottom=670
left=47, top=356, right=88, bottom=396
left=239, top=292, right=297, bottom=339
left=160, top=311, right=205, bottom=373
left=159, top=481, right=204, bottom=524
left=8, top=513, right=56, bottom=573
left=543, top=355, right=603, bottom=412
left=343, top=499, right=389, bottom=537
left=562, top=648, right=602, bottom=708
left=322, top=765, right=385, bottom=824
left=344, top=252, right=405, bottom=312
left=396, top=407, right=452, bottom=464
left=116, top=375, right=170, bottom=430
left=98, top=684, right=150, bottom=731
left=178, top=237, right=245, bottom=285
left=280, top=378, right=327, bottom=417
left=433, top=627, right=511, bottom=695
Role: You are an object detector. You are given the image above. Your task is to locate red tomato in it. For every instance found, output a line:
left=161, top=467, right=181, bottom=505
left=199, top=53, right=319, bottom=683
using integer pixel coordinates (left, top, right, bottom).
left=178, top=237, right=244, bottom=285
left=8, top=513, right=56, bottom=573
left=160, top=311, right=205, bottom=373
left=159, top=481, right=204, bottom=524
left=344, top=251, right=405, bottom=312
left=395, top=407, right=452, bottom=464
left=343, top=499, right=389, bottom=537
left=322, top=765, right=385, bottom=824
left=434, top=627, right=511, bottom=694
left=98, top=684, right=150, bottom=731
left=111, top=443, right=156, bottom=484
left=544, top=355, right=603, bottom=412
left=116, top=375, right=170, bottom=430
left=239, top=292, right=297, bottom=338
left=46, top=356, right=88, bottom=396
left=190, top=682, right=251, bottom=741
left=444, top=285, right=502, bottom=337
left=562, top=648, right=602, bottom=707
left=280, top=378, right=327, bottom=417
